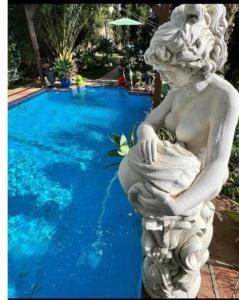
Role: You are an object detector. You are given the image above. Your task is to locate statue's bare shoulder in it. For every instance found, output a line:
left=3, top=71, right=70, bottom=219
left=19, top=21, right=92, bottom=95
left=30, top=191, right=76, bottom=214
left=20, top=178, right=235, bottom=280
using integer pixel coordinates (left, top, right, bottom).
left=210, top=74, right=239, bottom=111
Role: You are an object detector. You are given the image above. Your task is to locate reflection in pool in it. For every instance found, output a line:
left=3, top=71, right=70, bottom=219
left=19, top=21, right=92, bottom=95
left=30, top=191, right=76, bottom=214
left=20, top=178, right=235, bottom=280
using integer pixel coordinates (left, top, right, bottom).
left=8, top=87, right=151, bottom=298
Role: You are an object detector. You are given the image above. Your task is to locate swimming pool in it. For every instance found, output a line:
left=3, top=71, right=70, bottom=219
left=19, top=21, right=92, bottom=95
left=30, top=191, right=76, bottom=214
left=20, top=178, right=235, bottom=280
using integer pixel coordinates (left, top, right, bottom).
left=8, top=87, right=151, bottom=298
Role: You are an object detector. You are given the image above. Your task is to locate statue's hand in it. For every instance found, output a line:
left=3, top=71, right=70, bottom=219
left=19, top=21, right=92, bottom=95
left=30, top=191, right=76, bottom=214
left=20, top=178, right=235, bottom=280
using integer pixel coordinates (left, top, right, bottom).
left=138, top=191, right=175, bottom=216
left=139, top=137, right=159, bottom=164
left=129, top=182, right=176, bottom=216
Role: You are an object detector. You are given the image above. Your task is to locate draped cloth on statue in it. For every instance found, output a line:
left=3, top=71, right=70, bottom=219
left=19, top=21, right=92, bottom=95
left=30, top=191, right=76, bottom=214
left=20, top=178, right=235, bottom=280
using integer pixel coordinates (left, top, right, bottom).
left=123, top=141, right=214, bottom=298
left=126, top=140, right=201, bottom=217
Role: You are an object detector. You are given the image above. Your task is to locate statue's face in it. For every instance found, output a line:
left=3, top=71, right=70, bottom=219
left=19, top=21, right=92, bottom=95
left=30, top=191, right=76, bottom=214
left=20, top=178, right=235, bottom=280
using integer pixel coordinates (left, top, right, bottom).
left=157, top=62, right=193, bottom=88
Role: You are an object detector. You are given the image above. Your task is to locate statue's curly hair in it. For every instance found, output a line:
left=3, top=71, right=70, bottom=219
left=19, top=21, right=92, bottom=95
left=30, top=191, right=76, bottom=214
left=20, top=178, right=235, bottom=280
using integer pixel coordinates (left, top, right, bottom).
left=144, top=4, right=228, bottom=78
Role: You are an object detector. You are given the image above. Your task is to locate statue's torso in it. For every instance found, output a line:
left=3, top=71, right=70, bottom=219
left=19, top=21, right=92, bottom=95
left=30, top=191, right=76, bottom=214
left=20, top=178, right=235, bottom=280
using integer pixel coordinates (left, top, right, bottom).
left=164, top=77, right=230, bottom=163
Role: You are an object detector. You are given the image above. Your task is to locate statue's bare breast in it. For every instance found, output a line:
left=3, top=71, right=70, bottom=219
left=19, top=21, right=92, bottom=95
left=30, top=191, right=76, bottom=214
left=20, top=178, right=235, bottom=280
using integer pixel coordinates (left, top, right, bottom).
left=164, top=86, right=217, bottom=156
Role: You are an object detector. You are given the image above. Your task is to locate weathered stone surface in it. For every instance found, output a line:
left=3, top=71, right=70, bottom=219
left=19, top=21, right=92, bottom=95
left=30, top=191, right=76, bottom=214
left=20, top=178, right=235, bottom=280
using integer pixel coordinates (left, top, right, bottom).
left=118, top=4, right=239, bottom=298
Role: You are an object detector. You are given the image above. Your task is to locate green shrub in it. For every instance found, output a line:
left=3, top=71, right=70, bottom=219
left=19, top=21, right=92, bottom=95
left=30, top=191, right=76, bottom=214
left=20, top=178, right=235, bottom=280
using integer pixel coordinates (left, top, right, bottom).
left=8, top=35, right=22, bottom=83
left=75, top=47, right=98, bottom=71
left=54, top=55, right=74, bottom=80
left=161, top=82, right=171, bottom=99
left=97, top=37, right=114, bottom=62
left=156, top=127, right=176, bottom=143
left=222, top=123, right=239, bottom=202
left=225, top=199, right=239, bottom=243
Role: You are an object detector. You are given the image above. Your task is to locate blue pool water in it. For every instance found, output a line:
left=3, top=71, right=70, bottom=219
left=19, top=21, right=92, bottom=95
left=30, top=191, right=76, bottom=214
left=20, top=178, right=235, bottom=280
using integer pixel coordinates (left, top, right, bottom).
left=8, top=87, right=151, bottom=298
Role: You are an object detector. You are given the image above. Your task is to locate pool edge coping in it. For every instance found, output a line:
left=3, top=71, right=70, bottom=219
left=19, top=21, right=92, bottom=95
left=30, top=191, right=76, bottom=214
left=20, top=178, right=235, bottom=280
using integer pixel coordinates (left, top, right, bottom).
left=8, top=88, right=47, bottom=109
left=8, top=85, right=152, bottom=110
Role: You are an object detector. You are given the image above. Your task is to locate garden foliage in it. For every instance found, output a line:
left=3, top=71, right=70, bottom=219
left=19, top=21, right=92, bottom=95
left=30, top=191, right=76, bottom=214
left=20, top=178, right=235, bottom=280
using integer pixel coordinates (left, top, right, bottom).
left=54, top=54, right=74, bottom=80
left=222, top=123, right=239, bottom=202
left=8, top=34, right=22, bottom=83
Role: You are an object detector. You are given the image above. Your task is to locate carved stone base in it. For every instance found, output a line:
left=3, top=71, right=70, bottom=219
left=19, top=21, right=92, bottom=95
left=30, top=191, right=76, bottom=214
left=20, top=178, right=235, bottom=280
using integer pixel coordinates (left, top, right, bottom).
left=141, top=201, right=215, bottom=298
left=143, top=268, right=201, bottom=298
left=143, top=259, right=201, bottom=298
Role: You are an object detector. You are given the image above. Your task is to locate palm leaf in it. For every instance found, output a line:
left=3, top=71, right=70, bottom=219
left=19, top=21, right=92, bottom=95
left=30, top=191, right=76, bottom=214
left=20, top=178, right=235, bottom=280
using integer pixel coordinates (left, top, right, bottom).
left=129, top=123, right=138, bottom=147
left=117, top=144, right=129, bottom=156
left=120, top=134, right=128, bottom=146
left=225, top=210, right=239, bottom=224
left=106, top=150, right=119, bottom=157
left=102, top=162, right=120, bottom=169
left=109, top=134, right=121, bottom=145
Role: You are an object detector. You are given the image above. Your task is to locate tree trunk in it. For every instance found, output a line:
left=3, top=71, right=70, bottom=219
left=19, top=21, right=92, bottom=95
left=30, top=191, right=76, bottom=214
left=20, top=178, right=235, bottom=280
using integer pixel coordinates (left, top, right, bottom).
left=149, top=4, right=170, bottom=107
left=24, top=4, right=45, bottom=86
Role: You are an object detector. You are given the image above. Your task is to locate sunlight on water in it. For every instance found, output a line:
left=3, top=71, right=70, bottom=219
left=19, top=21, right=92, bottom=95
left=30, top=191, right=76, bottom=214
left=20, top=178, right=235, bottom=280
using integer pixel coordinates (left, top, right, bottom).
left=9, top=215, right=56, bottom=257
left=8, top=88, right=150, bottom=298
left=88, top=130, right=105, bottom=143
left=8, top=284, right=17, bottom=298
left=8, top=149, right=73, bottom=210
left=87, top=251, right=102, bottom=268
left=9, top=135, right=96, bottom=167
left=73, top=106, right=119, bottom=129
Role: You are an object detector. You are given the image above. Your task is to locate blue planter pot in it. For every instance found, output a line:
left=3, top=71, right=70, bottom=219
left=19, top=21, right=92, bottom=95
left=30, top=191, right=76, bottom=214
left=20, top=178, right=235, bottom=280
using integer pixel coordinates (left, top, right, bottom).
left=61, top=78, right=71, bottom=88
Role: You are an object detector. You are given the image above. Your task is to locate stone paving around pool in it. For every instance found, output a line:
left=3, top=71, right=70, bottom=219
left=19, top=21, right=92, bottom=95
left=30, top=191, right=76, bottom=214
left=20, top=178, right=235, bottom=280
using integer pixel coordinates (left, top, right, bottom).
left=8, top=84, right=239, bottom=299
left=8, top=86, right=43, bottom=104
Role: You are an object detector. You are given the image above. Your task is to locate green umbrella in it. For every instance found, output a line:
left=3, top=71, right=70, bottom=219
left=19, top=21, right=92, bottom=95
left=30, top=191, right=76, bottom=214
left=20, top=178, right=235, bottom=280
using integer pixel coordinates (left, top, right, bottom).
left=108, top=17, right=143, bottom=26
left=108, top=17, right=143, bottom=60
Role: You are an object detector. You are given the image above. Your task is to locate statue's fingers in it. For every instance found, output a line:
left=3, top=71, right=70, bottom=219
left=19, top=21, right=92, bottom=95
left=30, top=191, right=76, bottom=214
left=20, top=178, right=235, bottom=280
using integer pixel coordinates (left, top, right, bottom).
left=152, top=139, right=158, bottom=162
left=140, top=141, right=147, bottom=163
left=142, top=141, right=148, bottom=163
left=138, top=195, right=159, bottom=208
left=146, top=140, right=152, bottom=164
left=146, top=184, right=171, bottom=203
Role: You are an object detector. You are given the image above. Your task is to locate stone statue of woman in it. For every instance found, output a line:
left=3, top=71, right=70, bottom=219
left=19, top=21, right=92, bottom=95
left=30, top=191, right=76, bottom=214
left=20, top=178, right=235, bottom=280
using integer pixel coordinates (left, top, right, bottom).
left=118, top=4, right=239, bottom=298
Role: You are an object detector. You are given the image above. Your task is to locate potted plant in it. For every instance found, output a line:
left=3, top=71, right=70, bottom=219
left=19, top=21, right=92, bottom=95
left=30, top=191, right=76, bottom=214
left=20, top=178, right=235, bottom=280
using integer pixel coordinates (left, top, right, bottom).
left=54, top=54, right=74, bottom=88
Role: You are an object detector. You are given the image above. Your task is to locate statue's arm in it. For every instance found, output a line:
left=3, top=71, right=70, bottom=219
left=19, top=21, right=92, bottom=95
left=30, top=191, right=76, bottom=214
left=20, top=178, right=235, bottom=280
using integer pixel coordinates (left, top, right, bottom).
left=136, top=89, right=174, bottom=163
left=170, top=91, right=239, bottom=216
left=137, top=89, right=174, bottom=141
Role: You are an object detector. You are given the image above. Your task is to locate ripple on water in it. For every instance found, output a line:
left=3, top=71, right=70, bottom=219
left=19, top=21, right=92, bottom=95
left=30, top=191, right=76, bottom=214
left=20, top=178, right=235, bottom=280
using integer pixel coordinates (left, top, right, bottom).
left=9, top=215, right=56, bottom=257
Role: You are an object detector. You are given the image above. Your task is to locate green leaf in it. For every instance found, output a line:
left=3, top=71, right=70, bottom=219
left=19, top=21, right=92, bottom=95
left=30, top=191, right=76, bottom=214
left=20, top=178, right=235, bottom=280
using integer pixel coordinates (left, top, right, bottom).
left=129, top=125, right=136, bottom=147
left=102, top=162, right=120, bottom=169
left=230, top=199, right=239, bottom=207
left=120, top=134, right=128, bottom=146
left=225, top=210, right=239, bottom=224
left=117, top=145, right=129, bottom=156
left=109, top=134, right=121, bottom=145
left=107, top=150, right=120, bottom=157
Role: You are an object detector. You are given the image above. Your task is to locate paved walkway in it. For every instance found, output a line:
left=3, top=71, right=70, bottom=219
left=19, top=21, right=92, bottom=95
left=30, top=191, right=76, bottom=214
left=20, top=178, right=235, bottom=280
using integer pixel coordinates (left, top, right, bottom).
left=98, top=66, right=152, bottom=95
left=7, top=75, right=119, bottom=104
left=98, top=65, right=121, bottom=80
left=8, top=86, right=43, bottom=104
left=201, top=196, right=239, bottom=298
